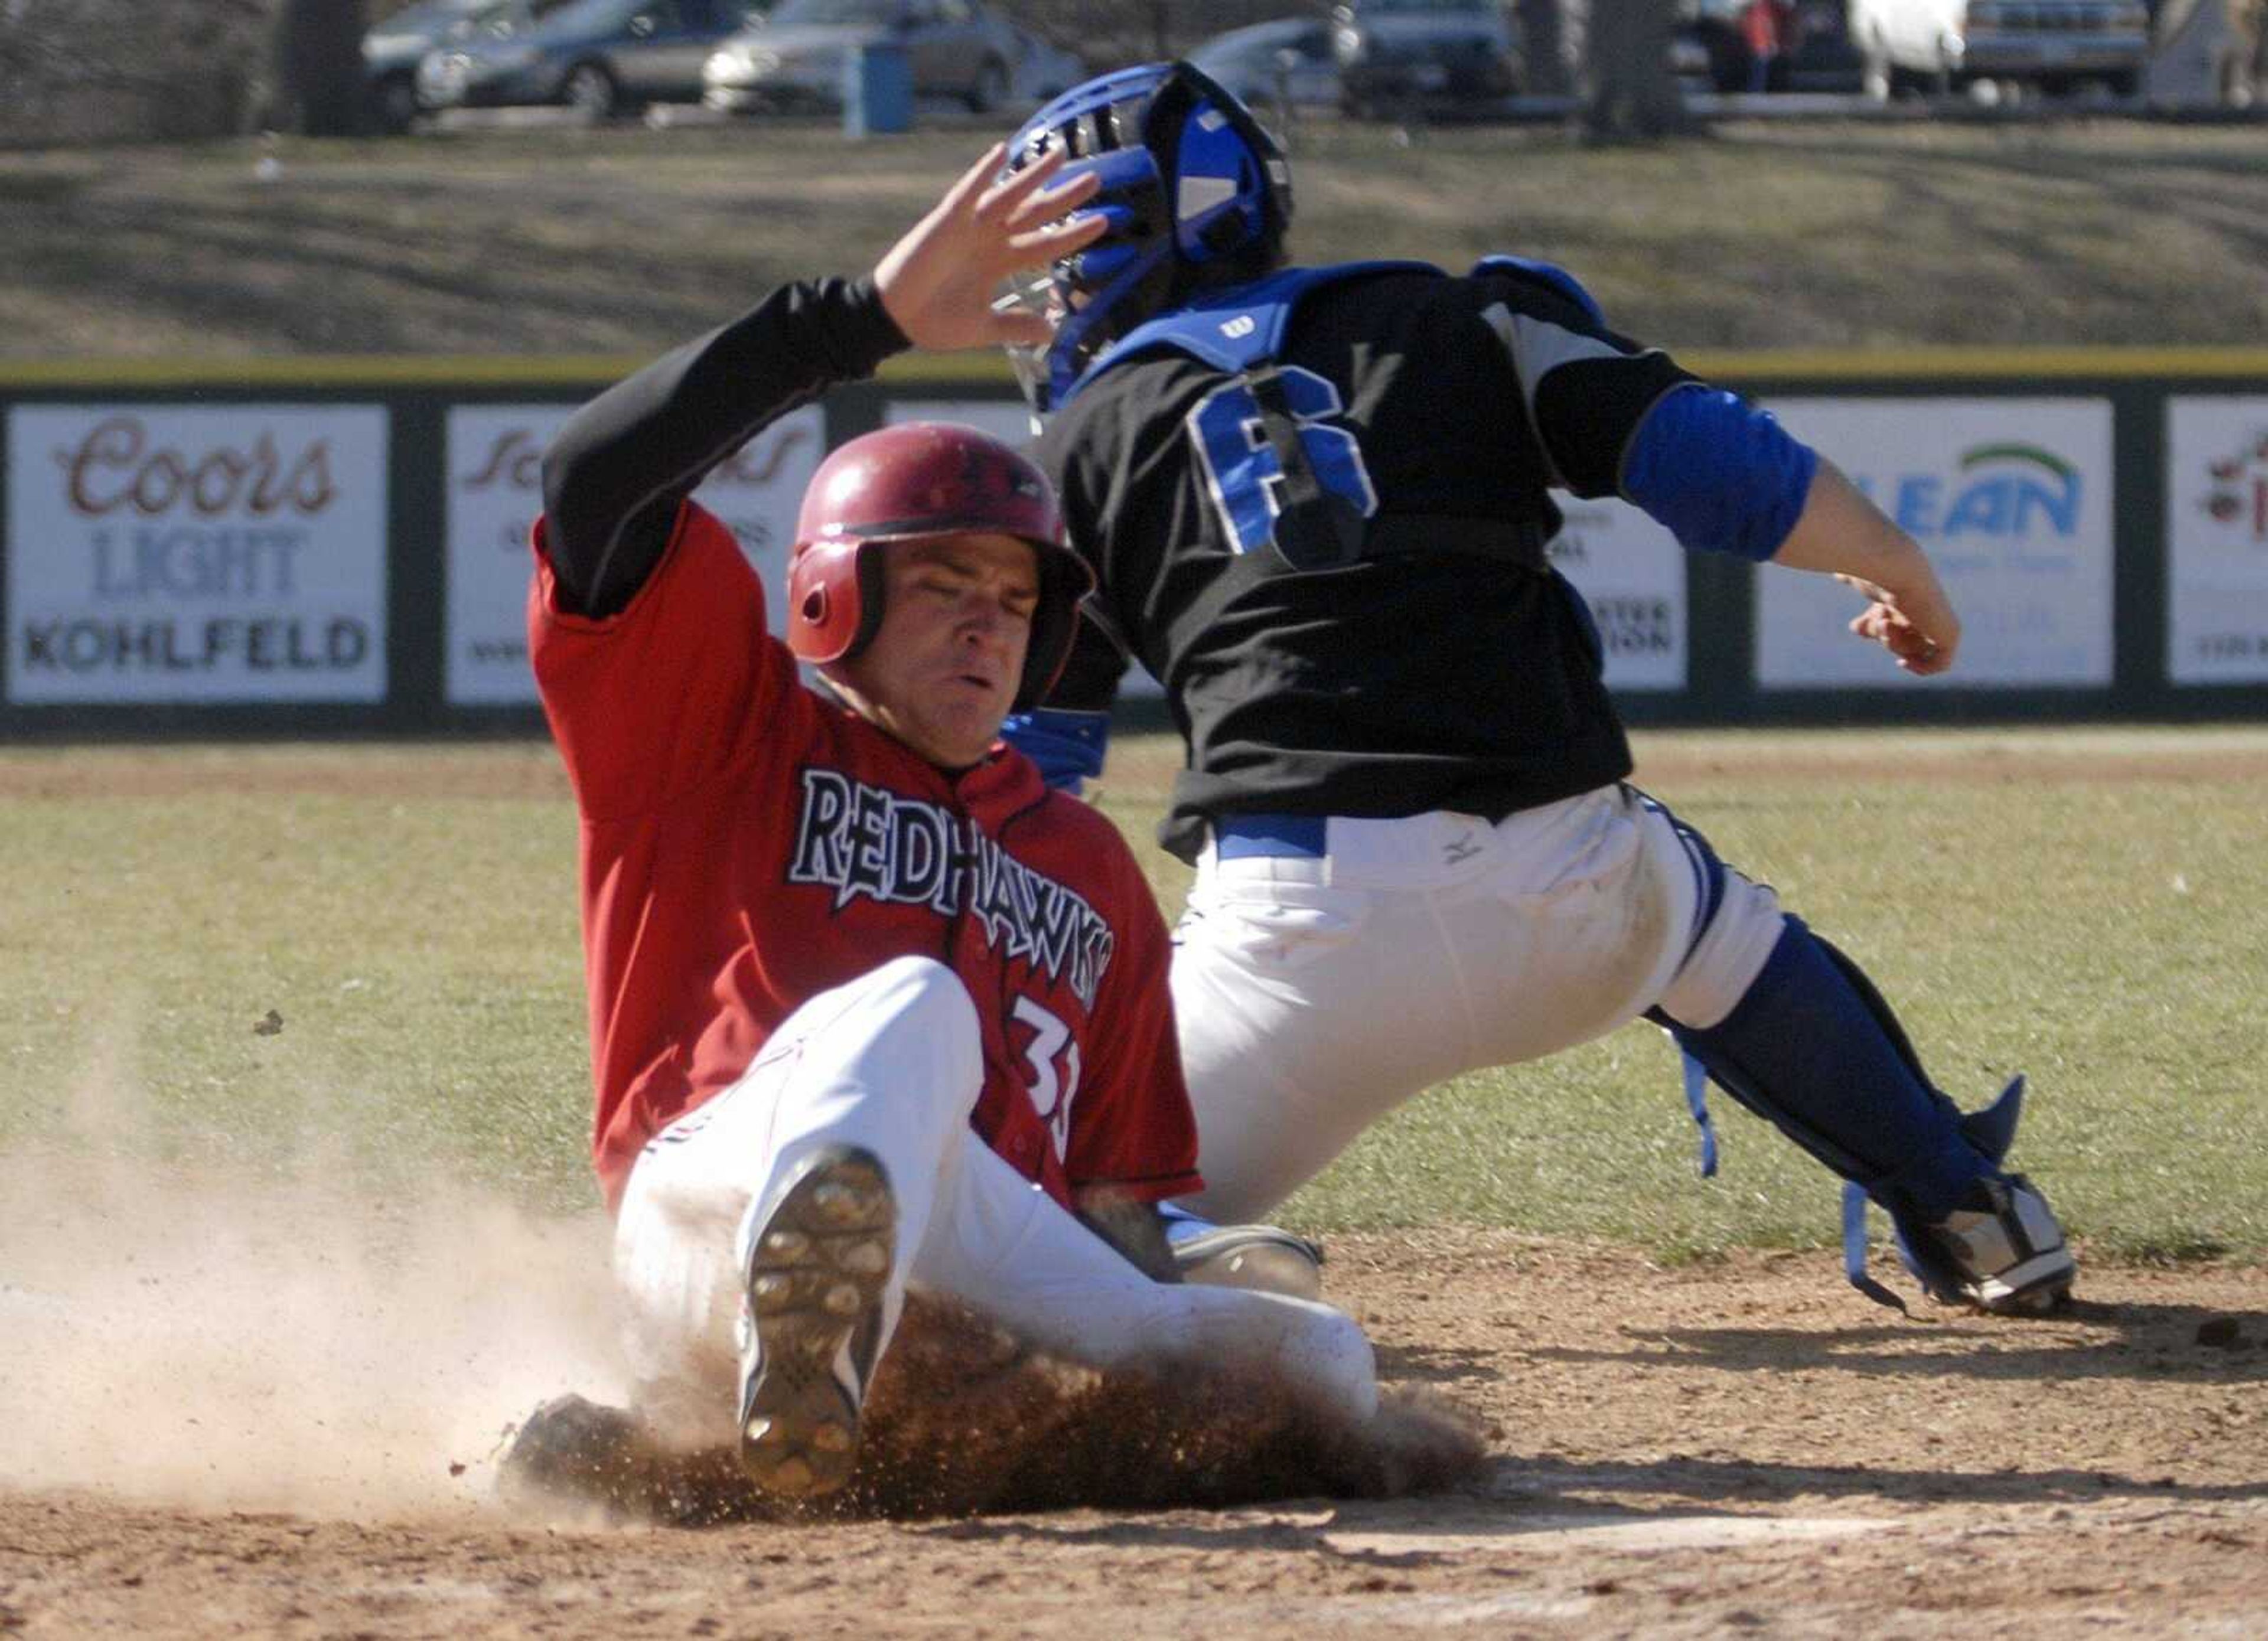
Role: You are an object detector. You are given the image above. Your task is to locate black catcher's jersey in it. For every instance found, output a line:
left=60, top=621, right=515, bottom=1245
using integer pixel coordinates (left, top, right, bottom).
left=1033, top=262, right=1699, bottom=862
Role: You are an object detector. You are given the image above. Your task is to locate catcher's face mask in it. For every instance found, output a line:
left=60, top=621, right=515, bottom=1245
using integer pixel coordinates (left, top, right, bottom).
left=995, top=60, right=1294, bottom=416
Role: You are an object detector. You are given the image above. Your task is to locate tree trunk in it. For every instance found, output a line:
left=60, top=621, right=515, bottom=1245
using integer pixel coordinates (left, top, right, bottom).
left=1519, top=0, right=1570, bottom=96
left=269, top=0, right=367, bottom=136
left=1585, top=0, right=1693, bottom=137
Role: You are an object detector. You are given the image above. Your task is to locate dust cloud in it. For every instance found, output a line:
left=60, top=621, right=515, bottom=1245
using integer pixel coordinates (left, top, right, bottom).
left=1, top=1046, right=1487, bottom=1525
left=0, top=1052, right=623, bottom=1520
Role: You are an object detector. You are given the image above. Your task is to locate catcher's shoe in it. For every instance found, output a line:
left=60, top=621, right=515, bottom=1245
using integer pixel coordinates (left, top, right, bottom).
left=1168, top=1219, right=1327, bottom=1302
left=1911, top=1173, right=2076, bottom=1314
left=735, top=1143, right=895, bottom=1500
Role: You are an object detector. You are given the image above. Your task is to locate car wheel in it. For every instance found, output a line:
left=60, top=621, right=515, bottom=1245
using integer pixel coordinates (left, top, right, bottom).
left=563, top=62, right=618, bottom=121
left=966, top=56, right=1009, bottom=113
left=371, top=72, right=422, bottom=135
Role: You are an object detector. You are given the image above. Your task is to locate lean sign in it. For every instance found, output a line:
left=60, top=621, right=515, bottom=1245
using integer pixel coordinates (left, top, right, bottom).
left=7, top=406, right=388, bottom=703
left=1756, top=400, right=2114, bottom=689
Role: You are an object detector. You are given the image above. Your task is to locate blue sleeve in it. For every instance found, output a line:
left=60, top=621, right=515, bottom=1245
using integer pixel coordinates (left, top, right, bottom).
left=1000, top=707, right=1112, bottom=795
left=1621, top=383, right=1818, bottom=562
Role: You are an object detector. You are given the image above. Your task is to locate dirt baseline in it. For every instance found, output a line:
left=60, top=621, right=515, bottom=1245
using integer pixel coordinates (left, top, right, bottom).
left=3, top=1229, right=2262, bottom=1639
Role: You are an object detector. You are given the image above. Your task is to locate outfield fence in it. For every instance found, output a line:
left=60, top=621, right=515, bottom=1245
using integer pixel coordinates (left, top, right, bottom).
left=4, top=348, right=2267, bottom=738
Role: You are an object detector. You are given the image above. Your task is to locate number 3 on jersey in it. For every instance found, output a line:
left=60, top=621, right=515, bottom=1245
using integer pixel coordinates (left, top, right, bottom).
left=1187, top=366, right=1377, bottom=563
left=1011, top=994, right=1081, bottom=1162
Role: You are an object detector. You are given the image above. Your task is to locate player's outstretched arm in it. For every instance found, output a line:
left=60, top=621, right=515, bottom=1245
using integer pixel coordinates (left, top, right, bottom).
left=1770, top=458, right=1961, bottom=676
left=874, top=143, right=1104, bottom=355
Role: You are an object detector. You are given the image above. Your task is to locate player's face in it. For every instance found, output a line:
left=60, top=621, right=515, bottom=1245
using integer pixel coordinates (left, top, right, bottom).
left=828, top=534, right=1039, bottom=769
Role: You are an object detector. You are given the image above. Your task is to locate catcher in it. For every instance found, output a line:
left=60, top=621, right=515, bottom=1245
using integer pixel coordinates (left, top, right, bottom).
left=519, top=142, right=1377, bottom=1502
left=995, top=61, right=2074, bottom=1316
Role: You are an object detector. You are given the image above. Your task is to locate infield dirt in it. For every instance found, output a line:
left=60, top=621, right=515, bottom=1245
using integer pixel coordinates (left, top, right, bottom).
left=3, top=1198, right=2262, bottom=1637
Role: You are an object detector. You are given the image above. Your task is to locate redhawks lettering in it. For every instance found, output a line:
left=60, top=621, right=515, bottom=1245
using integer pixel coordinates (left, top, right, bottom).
left=787, top=768, right=1115, bottom=1007
left=57, top=417, right=337, bottom=520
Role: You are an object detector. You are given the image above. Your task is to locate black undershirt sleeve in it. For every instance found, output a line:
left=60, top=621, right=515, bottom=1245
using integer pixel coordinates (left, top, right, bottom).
left=538, top=276, right=908, bottom=619
left=1044, top=615, right=1129, bottom=714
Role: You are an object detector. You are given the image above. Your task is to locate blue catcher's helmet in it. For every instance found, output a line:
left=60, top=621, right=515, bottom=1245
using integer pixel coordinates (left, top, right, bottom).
left=1002, top=61, right=1293, bottom=413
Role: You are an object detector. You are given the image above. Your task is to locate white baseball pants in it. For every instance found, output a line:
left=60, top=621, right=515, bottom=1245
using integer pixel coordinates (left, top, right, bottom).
left=1171, top=784, right=1785, bottom=1221
left=612, top=955, right=1377, bottom=1445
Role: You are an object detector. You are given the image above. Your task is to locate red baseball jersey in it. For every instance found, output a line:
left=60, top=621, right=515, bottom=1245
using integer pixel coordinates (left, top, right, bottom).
left=529, top=499, right=1201, bottom=1216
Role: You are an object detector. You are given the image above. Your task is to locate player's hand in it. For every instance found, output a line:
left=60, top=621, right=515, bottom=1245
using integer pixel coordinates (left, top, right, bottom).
left=875, top=143, right=1106, bottom=354
left=1837, top=572, right=1960, bottom=675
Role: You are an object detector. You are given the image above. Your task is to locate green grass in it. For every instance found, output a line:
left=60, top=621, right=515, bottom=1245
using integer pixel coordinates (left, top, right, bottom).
left=0, top=744, right=591, bottom=1208
left=4, top=729, right=2264, bottom=1264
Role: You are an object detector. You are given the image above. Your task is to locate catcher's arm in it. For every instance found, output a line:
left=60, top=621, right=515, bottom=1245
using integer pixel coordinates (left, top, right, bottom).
left=1075, top=1190, right=1181, bottom=1284
left=1771, top=458, right=1961, bottom=676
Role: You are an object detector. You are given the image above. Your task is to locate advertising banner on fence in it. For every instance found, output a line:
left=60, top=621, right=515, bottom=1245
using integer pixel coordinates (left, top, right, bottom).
left=6, top=405, right=388, bottom=704
left=1756, top=399, right=2114, bottom=689
left=2165, top=397, right=2268, bottom=684
left=445, top=404, right=825, bottom=704
left=1547, top=498, right=1686, bottom=691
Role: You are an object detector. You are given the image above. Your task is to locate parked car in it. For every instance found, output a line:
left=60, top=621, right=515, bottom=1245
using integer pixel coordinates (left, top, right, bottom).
left=703, top=0, right=1025, bottom=114
left=363, top=0, right=485, bottom=131
left=1676, top=0, right=1865, bottom=90
left=1331, top=0, right=1523, bottom=118
left=1187, top=17, right=1346, bottom=110
left=1844, top=0, right=2152, bottom=96
left=417, top=0, right=763, bottom=118
left=363, top=0, right=563, bottom=132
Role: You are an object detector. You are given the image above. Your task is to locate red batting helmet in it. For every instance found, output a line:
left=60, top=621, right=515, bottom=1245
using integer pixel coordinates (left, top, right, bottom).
left=787, top=422, right=1092, bottom=711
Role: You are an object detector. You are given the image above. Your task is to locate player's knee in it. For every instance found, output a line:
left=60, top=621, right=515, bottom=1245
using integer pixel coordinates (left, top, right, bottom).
left=1658, top=874, right=1785, bottom=1030
left=856, top=955, right=982, bottom=1075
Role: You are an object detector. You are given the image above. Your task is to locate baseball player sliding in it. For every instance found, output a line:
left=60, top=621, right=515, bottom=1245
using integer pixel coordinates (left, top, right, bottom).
left=516, top=144, right=1376, bottom=1503
left=996, top=63, right=2075, bottom=1316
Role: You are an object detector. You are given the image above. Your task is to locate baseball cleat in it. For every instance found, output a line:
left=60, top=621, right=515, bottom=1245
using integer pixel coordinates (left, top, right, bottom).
left=1168, top=1220, right=1327, bottom=1301
left=736, top=1144, right=895, bottom=1500
left=1920, top=1173, right=2075, bottom=1314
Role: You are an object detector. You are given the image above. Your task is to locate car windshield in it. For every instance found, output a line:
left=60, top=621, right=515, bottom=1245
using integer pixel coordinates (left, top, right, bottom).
left=1354, top=0, right=1494, bottom=11
left=769, top=0, right=888, bottom=24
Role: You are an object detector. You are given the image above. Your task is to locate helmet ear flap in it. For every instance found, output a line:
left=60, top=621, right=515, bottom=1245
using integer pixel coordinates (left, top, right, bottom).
left=786, top=537, right=876, bottom=665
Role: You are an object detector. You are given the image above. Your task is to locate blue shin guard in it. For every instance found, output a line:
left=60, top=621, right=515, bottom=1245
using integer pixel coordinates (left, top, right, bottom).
left=1657, top=919, right=2071, bottom=1312
left=1651, top=916, right=1993, bottom=1227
